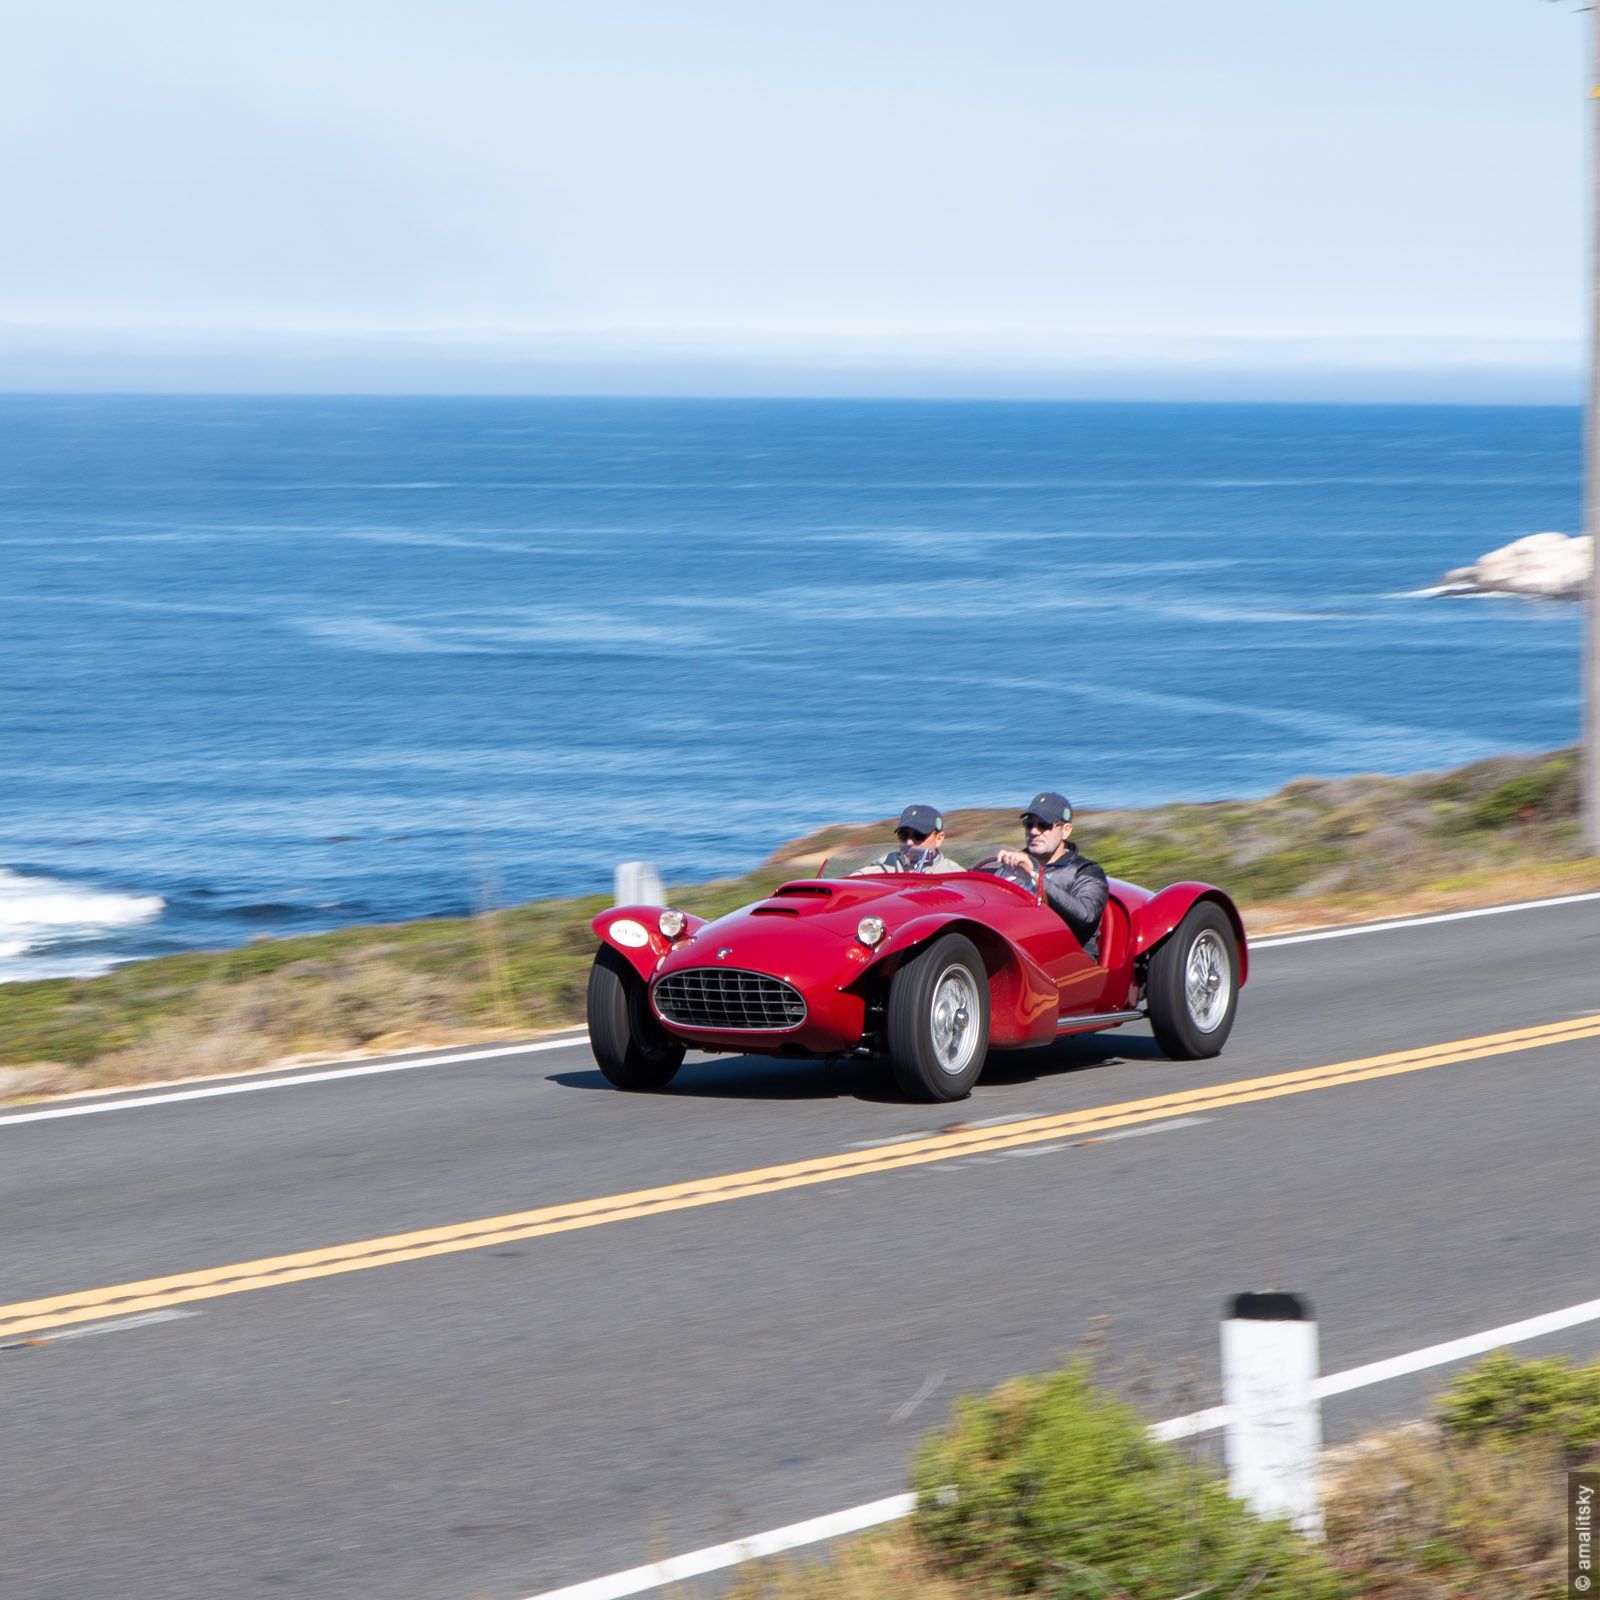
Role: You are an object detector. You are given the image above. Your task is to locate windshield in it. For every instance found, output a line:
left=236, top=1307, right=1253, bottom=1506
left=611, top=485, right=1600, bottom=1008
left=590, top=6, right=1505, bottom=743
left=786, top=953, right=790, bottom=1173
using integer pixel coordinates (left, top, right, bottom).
left=815, top=843, right=1036, bottom=891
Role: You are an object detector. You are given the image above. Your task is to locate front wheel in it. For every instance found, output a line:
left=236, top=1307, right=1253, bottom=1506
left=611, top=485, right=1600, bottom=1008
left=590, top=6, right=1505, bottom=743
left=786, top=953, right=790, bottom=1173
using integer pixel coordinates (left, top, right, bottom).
left=587, top=945, right=686, bottom=1090
left=1146, top=902, right=1238, bottom=1059
left=885, top=933, right=990, bottom=1101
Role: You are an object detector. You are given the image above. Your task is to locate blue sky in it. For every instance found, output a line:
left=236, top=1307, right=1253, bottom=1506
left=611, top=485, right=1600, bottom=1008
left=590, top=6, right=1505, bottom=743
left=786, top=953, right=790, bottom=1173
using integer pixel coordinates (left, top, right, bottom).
left=0, top=0, right=1586, bottom=398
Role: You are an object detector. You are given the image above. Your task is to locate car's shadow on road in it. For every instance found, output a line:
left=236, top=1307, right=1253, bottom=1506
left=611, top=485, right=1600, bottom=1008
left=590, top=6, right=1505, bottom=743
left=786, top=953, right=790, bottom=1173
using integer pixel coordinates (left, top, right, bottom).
left=547, top=1031, right=1171, bottom=1104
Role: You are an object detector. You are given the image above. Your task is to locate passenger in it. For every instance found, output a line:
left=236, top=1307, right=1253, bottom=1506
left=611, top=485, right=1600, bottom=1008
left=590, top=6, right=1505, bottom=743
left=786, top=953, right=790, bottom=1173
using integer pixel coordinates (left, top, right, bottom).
left=851, top=804, right=962, bottom=875
left=996, top=791, right=1108, bottom=959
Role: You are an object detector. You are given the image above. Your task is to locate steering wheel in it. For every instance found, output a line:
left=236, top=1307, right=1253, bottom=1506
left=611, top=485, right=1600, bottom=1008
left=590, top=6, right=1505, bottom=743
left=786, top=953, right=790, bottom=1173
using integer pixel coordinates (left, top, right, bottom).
left=969, top=854, right=1037, bottom=892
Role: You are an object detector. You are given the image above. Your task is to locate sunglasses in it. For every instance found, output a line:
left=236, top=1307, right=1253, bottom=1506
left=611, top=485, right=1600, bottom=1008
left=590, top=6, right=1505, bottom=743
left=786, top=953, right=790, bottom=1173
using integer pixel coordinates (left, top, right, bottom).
left=896, top=829, right=930, bottom=844
left=1024, top=817, right=1060, bottom=833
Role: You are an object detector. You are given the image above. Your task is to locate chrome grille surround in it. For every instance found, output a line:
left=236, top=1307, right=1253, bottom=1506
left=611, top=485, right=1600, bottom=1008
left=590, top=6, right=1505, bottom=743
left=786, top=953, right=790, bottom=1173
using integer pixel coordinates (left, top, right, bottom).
left=653, top=967, right=807, bottom=1032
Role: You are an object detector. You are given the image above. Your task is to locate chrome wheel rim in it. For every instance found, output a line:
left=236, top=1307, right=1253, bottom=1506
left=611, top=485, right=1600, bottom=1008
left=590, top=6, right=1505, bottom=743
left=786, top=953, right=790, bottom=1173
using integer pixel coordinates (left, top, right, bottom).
left=930, top=965, right=980, bottom=1075
left=1184, top=931, right=1231, bottom=1033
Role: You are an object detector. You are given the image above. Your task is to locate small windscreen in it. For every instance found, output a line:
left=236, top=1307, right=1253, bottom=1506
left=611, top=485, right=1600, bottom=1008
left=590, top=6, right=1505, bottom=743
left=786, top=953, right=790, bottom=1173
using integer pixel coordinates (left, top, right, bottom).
left=817, top=844, right=1034, bottom=889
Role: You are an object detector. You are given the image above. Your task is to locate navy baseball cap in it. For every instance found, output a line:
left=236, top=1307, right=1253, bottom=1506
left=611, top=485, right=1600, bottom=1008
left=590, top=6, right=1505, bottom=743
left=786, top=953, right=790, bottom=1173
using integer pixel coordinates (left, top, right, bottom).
left=896, top=804, right=944, bottom=835
left=1020, top=792, right=1073, bottom=826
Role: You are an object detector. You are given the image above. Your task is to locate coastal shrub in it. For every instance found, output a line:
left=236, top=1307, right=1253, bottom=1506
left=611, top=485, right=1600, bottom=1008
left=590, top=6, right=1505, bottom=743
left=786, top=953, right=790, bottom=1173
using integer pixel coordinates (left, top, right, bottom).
left=1436, top=1349, right=1600, bottom=1458
left=1466, top=758, right=1576, bottom=831
left=1230, top=842, right=1344, bottom=899
left=1091, top=831, right=1197, bottom=890
left=909, top=1360, right=1341, bottom=1599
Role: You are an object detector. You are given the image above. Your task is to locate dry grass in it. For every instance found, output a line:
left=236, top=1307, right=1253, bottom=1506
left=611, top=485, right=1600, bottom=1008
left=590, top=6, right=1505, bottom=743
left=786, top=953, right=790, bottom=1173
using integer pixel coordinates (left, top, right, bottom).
left=1323, top=1423, right=1567, bottom=1598
left=724, top=1528, right=976, bottom=1600
left=85, top=957, right=463, bottom=1087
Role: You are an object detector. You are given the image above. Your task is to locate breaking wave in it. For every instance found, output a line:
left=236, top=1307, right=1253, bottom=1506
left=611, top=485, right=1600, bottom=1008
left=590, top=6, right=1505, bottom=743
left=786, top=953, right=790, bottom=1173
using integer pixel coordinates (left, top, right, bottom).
left=0, top=869, right=165, bottom=981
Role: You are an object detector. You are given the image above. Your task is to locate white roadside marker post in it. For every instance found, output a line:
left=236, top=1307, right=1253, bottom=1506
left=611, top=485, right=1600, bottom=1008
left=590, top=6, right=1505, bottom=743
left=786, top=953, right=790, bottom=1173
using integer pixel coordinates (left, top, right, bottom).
left=614, top=860, right=665, bottom=907
left=1220, top=1291, right=1324, bottom=1538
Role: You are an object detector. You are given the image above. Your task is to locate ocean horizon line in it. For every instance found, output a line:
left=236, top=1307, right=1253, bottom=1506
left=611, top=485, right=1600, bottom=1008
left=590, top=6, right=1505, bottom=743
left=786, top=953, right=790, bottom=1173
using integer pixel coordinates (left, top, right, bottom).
left=0, top=389, right=1583, bottom=409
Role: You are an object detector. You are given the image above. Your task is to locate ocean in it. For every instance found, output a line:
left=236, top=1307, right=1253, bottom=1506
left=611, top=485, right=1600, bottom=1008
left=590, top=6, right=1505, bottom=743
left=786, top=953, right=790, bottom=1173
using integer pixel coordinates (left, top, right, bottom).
left=0, top=394, right=1581, bottom=981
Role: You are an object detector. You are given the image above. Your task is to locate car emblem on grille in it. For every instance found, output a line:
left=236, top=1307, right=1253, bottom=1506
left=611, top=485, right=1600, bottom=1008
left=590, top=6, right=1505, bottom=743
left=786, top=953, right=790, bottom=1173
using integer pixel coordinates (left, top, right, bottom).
left=716, top=947, right=733, bottom=960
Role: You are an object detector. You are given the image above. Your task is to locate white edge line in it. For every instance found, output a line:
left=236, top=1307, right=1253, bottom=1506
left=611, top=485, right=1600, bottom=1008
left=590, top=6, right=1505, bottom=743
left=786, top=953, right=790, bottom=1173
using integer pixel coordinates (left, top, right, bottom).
left=1251, top=889, right=1600, bottom=948
left=524, top=1495, right=918, bottom=1600
left=526, top=1291, right=1600, bottom=1600
left=4, top=890, right=1594, bottom=1124
left=1313, top=1293, right=1600, bottom=1399
left=0, top=1037, right=593, bottom=1126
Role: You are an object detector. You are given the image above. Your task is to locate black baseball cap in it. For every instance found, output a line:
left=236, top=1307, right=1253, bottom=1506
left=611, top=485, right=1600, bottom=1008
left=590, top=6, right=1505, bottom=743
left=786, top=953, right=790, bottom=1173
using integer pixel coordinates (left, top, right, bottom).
left=1020, top=791, right=1073, bottom=826
left=896, top=804, right=944, bottom=836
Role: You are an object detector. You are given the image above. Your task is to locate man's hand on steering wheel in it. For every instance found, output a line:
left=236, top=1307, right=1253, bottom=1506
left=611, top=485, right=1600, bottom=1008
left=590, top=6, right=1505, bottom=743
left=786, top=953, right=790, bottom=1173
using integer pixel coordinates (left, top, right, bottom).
left=995, top=848, right=1037, bottom=878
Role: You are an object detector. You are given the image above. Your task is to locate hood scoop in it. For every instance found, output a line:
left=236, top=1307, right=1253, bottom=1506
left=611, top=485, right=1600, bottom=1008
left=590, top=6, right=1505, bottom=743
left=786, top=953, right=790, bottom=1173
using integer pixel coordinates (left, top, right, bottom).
left=754, top=880, right=875, bottom=916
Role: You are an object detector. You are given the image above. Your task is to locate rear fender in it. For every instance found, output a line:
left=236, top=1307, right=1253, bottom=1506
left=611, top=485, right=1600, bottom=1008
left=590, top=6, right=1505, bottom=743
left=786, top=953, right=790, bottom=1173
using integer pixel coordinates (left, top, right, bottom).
left=855, top=913, right=1059, bottom=1045
left=1132, top=884, right=1249, bottom=986
left=591, top=906, right=708, bottom=984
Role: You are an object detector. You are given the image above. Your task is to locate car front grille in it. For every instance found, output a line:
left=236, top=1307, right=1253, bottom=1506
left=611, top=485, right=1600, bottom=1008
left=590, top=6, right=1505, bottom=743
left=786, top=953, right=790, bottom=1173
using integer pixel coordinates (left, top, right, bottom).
left=653, top=968, right=807, bottom=1032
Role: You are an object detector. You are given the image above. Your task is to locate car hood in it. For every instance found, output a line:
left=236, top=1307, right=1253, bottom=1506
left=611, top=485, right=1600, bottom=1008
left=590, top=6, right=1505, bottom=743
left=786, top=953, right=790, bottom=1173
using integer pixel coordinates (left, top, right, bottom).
left=655, top=875, right=995, bottom=984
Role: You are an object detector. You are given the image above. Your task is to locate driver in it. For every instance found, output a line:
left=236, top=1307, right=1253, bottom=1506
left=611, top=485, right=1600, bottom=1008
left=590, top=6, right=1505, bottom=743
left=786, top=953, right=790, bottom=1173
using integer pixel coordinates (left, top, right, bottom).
left=997, top=791, right=1109, bottom=959
left=851, top=804, right=962, bottom=875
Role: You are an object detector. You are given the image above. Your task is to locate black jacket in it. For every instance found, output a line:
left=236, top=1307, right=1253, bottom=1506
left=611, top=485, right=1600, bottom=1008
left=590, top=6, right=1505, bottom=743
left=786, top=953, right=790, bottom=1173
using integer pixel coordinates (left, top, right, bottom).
left=1039, top=843, right=1109, bottom=959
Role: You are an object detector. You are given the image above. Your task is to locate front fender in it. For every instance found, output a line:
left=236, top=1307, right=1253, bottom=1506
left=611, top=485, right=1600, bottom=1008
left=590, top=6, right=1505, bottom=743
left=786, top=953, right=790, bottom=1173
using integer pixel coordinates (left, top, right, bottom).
left=591, top=905, right=708, bottom=984
left=855, top=912, right=1059, bottom=1046
left=1131, top=884, right=1249, bottom=986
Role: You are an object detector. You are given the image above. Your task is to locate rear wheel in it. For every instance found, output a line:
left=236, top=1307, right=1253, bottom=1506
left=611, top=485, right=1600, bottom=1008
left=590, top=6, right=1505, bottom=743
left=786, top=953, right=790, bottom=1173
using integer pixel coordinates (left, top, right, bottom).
left=587, top=945, right=686, bottom=1090
left=885, top=933, right=990, bottom=1101
left=1146, top=902, right=1238, bottom=1059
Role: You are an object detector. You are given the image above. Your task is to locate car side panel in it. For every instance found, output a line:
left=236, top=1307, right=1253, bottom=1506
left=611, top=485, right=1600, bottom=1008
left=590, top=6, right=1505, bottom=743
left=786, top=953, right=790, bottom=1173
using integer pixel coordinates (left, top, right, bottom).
left=1063, top=895, right=1137, bottom=1014
left=857, top=912, right=1060, bottom=1048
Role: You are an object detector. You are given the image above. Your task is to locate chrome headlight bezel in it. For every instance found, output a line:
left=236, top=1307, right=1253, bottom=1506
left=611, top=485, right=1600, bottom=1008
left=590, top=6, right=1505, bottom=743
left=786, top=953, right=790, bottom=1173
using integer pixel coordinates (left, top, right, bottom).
left=856, top=915, right=886, bottom=947
left=658, top=909, right=687, bottom=939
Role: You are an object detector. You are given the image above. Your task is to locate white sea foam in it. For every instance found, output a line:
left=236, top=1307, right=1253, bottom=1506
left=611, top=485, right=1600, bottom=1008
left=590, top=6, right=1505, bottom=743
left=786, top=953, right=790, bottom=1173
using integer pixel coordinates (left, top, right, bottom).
left=0, top=870, right=165, bottom=977
left=294, top=606, right=703, bottom=656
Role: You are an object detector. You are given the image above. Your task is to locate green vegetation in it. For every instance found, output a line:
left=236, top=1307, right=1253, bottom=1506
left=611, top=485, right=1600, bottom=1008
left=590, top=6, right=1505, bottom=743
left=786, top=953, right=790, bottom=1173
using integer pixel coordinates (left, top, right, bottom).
left=1436, top=1347, right=1600, bottom=1459
left=728, top=1348, right=1582, bottom=1600
left=909, top=1361, right=1341, bottom=1598
left=1080, top=747, right=1583, bottom=905
left=1464, top=759, right=1578, bottom=832
left=1, top=746, right=1593, bottom=1099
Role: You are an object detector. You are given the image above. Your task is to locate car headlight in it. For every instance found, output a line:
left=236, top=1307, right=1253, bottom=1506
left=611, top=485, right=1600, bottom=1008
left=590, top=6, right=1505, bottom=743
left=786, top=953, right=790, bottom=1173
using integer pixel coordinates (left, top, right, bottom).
left=658, top=909, right=686, bottom=938
left=856, top=916, right=886, bottom=947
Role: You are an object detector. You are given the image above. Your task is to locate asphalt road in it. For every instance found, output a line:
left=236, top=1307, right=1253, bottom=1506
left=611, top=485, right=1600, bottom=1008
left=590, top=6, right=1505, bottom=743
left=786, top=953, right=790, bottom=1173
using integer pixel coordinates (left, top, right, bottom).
left=3, top=897, right=1598, bottom=1600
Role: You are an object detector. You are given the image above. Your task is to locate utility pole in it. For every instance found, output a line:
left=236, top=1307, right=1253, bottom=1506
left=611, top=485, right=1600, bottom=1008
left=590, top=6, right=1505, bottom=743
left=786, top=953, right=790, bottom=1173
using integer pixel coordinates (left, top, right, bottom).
left=1588, top=3, right=1600, bottom=852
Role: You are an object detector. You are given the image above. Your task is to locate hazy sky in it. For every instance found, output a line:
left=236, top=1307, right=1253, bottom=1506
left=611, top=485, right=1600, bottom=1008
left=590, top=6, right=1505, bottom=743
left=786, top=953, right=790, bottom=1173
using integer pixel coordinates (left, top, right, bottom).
left=0, top=0, right=1586, bottom=397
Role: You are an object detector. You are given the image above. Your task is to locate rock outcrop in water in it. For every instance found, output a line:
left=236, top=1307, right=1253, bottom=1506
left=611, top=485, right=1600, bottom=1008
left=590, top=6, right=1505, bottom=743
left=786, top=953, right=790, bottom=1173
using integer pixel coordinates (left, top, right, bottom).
left=1435, top=531, right=1593, bottom=600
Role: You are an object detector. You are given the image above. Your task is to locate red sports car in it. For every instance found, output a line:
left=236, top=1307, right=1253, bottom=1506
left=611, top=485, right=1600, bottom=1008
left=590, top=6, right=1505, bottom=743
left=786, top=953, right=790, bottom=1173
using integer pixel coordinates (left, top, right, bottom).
left=586, top=850, right=1246, bottom=1101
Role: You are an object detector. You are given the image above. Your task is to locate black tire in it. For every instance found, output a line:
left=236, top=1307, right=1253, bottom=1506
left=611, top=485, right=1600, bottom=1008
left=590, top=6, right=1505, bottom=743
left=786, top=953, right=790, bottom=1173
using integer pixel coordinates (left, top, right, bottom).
left=586, top=944, right=686, bottom=1090
left=885, top=933, right=990, bottom=1102
left=1146, top=901, right=1239, bottom=1060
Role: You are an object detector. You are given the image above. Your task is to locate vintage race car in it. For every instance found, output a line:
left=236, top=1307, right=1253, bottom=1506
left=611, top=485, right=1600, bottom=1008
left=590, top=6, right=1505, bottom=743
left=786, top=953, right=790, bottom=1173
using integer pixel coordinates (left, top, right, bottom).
left=585, top=850, right=1246, bottom=1102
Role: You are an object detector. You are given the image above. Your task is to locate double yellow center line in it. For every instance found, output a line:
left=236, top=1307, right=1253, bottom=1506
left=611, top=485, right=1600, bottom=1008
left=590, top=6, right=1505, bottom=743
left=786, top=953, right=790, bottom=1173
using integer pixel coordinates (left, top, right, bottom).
left=4, top=1015, right=1596, bottom=1342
